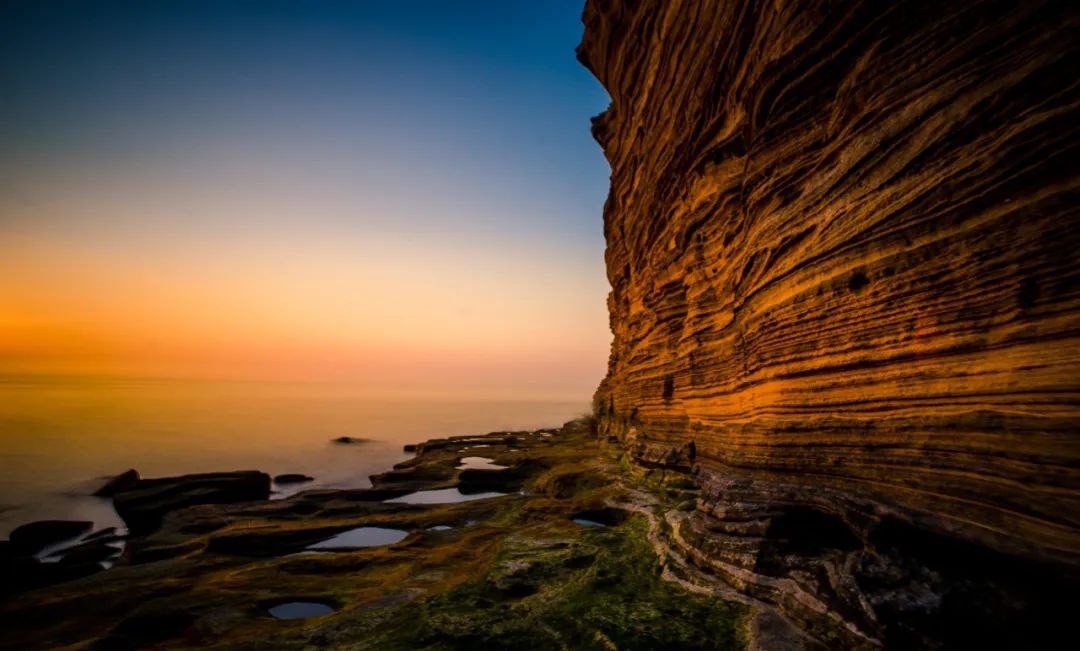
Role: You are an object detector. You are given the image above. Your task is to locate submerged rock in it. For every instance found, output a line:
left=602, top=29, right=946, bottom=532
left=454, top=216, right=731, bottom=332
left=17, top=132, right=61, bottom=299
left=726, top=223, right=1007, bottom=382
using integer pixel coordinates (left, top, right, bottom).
left=331, top=436, right=370, bottom=444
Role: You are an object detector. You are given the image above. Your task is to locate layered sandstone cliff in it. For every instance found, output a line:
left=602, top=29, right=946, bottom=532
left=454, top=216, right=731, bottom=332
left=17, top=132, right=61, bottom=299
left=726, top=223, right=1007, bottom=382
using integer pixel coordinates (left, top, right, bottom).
left=580, top=0, right=1080, bottom=646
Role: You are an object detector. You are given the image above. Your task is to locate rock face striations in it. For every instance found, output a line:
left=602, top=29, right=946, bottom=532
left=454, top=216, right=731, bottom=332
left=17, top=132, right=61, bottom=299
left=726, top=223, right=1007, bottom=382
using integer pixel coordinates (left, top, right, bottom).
left=579, top=0, right=1080, bottom=647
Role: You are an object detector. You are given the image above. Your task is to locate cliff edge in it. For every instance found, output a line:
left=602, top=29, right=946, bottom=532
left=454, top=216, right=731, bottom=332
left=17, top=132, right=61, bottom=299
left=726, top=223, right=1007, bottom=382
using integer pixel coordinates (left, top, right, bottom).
left=580, top=0, right=1079, bottom=647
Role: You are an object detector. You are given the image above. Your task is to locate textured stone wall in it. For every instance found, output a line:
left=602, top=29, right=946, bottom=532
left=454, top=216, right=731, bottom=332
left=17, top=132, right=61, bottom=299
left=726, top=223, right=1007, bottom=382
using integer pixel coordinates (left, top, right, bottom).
left=579, top=0, right=1079, bottom=572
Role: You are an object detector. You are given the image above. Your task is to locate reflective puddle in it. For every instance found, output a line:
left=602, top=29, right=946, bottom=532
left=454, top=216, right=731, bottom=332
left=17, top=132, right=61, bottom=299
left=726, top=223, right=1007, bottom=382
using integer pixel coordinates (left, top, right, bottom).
left=307, top=527, right=408, bottom=550
left=570, top=508, right=628, bottom=527
left=268, top=601, right=336, bottom=619
left=456, top=456, right=508, bottom=471
left=385, top=488, right=507, bottom=505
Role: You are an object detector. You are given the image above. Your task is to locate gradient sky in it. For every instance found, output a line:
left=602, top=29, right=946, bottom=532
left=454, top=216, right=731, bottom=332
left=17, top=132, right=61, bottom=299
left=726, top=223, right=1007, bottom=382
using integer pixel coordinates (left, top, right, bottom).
left=0, top=1, right=612, bottom=399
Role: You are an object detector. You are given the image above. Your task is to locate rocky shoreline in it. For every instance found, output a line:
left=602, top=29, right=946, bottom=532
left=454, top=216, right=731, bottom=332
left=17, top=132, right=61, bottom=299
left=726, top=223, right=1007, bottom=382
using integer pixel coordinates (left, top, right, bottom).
left=0, top=418, right=773, bottom=651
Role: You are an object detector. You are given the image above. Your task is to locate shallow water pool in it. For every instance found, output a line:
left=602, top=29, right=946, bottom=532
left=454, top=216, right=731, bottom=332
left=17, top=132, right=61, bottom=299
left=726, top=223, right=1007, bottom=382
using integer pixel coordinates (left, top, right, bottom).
left=268, top=601, right=335, bottom=619
left=456, top=456, right=508, bottom=471
left=385, top=488, right=506, bottom=505
left=307, top=527, right=408, bottom=549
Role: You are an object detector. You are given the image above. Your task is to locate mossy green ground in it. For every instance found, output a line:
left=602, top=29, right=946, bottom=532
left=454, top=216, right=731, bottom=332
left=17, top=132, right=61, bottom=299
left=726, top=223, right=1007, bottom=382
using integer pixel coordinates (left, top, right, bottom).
left=372, top=517, right=745, bottom=650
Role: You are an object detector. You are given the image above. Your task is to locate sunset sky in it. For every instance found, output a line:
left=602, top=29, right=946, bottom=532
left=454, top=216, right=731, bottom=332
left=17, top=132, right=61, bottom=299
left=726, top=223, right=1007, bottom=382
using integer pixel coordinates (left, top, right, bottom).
left=0, top=1, right=612, bottom=399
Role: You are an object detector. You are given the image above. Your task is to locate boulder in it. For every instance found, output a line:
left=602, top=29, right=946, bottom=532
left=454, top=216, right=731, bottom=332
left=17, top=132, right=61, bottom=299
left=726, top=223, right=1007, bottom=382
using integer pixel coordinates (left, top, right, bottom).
left=93, top=469, right=140, bottom=497
left=273, top=473, right=314, bottom=485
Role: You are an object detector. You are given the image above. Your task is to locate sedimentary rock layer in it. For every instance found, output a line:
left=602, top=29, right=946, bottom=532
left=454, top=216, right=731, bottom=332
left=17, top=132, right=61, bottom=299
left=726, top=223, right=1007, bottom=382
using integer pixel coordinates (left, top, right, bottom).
left=583, top=0, right=1080, bottom=565
left=579, top=0, right=1080, bottom=597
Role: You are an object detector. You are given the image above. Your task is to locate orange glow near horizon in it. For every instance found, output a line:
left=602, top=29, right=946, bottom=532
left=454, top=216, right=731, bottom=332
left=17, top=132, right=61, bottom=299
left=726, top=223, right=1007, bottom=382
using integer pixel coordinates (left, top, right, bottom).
left=1, top=226, right=610, bottom=400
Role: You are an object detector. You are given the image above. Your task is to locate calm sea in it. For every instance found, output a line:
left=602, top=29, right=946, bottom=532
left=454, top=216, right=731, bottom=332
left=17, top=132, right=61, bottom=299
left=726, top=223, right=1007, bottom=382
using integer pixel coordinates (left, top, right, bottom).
left=0, top=377, right=588, bottom=536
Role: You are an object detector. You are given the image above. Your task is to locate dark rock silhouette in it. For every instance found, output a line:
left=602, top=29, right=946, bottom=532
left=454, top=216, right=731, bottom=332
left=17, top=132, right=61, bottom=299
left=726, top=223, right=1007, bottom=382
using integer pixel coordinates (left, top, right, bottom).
left=111, top=471, right=271, bottom=534
left=93, top=469, right=140, bottom=497
left=274, top=473, right=315, bottom=485
left=8, top=520, right=93, bottom=554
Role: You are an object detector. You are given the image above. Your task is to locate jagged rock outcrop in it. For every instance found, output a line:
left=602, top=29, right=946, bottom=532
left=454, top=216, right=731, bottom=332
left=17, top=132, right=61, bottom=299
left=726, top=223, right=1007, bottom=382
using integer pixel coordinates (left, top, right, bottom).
left=579, top=0, right=1080, bottom=647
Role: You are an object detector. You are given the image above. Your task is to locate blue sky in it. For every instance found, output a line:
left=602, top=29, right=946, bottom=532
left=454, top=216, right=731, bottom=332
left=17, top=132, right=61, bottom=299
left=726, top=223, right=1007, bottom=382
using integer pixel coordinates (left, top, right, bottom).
left=1, top=1, right=610, bottom=238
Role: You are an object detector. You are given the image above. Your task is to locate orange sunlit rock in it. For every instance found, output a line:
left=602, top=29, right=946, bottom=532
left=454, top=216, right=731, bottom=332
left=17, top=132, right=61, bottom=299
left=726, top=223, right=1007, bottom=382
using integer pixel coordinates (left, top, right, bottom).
left=580, top=0, right=1080, bottom=576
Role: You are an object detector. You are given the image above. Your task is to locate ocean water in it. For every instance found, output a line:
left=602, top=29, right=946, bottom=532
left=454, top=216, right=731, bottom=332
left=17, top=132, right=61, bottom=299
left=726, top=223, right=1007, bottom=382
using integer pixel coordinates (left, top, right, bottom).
left=0, top=377, right=587, bottom=537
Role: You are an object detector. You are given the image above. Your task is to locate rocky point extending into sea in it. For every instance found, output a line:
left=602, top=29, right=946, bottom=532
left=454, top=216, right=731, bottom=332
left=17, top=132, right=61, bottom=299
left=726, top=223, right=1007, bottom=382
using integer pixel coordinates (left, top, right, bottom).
left=0, top=419, right=767, bottom=651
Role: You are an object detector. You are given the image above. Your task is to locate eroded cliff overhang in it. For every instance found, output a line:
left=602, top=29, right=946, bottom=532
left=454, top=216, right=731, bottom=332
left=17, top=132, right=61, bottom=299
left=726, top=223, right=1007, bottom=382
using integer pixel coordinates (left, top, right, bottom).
left=579, top=0, right=1080, bottom=569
